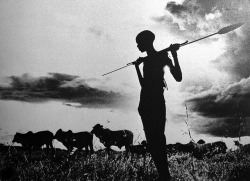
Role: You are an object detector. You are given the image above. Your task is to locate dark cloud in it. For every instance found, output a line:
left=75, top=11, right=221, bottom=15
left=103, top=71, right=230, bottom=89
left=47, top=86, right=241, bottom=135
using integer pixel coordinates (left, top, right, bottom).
left=157, top=0, right=250, bottom=79
left=190, top=117, right=250, bottom=138
left=166, top=0, right=224, bottom=17
left=166, top=1, right=189, bottom=16
left=160, top=0, right=248, bottom=36
left=154, top=0, right=227, bottom=39
left=155, top=0, right=250, bottom=138
left=186, top=77, right=250, bottom=118
left=169, top=0, right=250, bottom=118
left=185, top=77, right=250, bottom=138
left=0, top=73, right=130, bottom=109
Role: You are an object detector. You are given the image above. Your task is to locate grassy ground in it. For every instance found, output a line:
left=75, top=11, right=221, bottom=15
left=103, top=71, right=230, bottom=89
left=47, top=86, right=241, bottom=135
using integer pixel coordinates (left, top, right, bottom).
left=1, top=145, right=250, bottom=181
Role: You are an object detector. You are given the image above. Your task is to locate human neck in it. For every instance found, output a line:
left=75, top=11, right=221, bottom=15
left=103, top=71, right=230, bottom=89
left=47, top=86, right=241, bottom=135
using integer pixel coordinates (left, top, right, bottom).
left=146, top=46, right=157, bottom=56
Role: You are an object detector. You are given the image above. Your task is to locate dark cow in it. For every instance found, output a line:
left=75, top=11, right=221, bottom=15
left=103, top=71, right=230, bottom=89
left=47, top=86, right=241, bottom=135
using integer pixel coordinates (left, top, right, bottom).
left=166, top=142, right=194, bottom=155
left=197, top=139, right=206, bottom=144
left=54, top=129, right=94, bottom=155
left=91, top=124, right=133, bottom=154
left=243, top=144, right=250, bottom=154
left=234, top=140, right=243, bottom=149
left=130, top=140, right=148, bottom=158
left=193, top=141, right=227, bottom=159
left=12, top=131, right=54, bottom=155
left=165, top=140, right=227, bottom=159
left=234, top=141, right=250, bottom=154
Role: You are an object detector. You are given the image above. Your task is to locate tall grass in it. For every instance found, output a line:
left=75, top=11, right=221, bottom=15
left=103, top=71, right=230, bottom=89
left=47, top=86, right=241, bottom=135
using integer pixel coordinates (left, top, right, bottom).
left=1, top=146, right=250, bottom=181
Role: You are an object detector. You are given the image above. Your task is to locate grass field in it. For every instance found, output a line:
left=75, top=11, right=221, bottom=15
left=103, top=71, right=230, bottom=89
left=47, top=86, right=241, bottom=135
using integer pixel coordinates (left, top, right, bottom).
left=1, top=145, right=250, bottom=181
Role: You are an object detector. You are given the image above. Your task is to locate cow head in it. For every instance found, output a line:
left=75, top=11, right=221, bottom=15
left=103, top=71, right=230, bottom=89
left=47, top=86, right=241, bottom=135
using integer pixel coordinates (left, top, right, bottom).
left=12, top=133, right=21, bottom=143
left=55, top=129, right=63, bottom=140
left=234, top=140, right=240, bottom=146
left=141, top=140, right=147, bottom=147
left=197, top=139, right=205, bottom=144
left=91, top=124, right=104, bottom=136
left=12, top=131, right=33, bottom=144
left=234, top=140, right=243, bottom=148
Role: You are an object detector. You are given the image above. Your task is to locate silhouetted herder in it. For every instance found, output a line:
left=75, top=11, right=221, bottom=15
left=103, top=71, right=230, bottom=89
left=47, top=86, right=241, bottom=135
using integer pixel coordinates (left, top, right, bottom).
left=12, top=131, right=54, bottom=155
left=54, top=129, right=94, bottom=155
left=91, top=124, right=133, bottom=154
left=132, top=30, right=182, bottom=181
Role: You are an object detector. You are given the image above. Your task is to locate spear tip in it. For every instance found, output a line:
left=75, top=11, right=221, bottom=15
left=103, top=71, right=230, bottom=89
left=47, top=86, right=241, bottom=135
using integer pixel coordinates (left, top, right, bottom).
left=217, top=22, right=244, bottom=34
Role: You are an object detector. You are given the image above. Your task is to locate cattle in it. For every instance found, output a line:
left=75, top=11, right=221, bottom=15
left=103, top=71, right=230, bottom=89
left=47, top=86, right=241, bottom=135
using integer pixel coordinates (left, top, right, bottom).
left=234, top=140, right=243, bottom=149
left=165, top=140, right=227, bottom=159
left=12, top=131, right=54, bottom=155
left=243, top=144, right=250, bottom=154
left=166, top=142, right=194, bottom=155
left=192, top=141, right=227, bottom=159
left=130, top=140, right=148, bottom=158
left=234, top=141, right=250, bottom=154
left=91, top=124, right=133, bottom=154
left=54, top=129, right=94, bottom=155
left=197, top=139, right=206, bottom=144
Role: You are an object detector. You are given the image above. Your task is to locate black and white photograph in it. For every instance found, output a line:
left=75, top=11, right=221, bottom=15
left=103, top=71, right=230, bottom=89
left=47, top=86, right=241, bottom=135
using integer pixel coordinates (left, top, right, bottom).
left=0, top=0, right=250, bottom=180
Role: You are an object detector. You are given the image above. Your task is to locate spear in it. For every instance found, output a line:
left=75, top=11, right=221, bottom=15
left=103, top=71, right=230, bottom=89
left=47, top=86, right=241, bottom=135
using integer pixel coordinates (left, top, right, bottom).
left=102, top=23, right=244, bottom=76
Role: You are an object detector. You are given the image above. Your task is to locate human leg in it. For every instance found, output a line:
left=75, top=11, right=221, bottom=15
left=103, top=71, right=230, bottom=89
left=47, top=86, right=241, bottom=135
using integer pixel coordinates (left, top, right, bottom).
left=141, top=111, right=170, bottom=180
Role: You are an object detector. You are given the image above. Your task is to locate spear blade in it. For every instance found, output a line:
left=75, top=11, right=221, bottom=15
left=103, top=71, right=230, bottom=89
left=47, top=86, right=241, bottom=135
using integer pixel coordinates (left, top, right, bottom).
left=180, top=22, right=244, bottom=47
left=217, top=23, right=244, bottom=34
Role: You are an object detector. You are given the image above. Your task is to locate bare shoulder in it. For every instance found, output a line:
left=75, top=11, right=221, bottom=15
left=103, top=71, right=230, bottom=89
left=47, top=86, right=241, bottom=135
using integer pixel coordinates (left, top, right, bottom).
left=157, top=50, right=172, bottom=66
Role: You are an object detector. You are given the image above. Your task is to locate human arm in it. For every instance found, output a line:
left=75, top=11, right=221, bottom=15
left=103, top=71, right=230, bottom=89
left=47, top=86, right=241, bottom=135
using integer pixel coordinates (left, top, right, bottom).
left=132, top=58, right=144, bottom=87
left=169, top=44, right=182, bottom=82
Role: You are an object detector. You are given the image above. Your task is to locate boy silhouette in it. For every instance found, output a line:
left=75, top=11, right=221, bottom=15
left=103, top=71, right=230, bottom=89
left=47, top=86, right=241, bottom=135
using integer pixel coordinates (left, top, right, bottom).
left=133, top=30, right=182, bottom=181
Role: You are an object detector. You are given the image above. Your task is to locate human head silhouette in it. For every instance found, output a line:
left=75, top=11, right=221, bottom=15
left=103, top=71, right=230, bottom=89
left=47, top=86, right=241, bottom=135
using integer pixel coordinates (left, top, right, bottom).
left=136, top=30, right=155, bottom=52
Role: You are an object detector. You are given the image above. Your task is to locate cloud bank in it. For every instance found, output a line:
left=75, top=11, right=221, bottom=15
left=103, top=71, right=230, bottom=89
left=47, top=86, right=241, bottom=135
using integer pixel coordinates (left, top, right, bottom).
left=159, top=0, right=250, bottom=80
left=156, top=0, right=250, bottom=138
left=0, top=73, right=130, bottom=109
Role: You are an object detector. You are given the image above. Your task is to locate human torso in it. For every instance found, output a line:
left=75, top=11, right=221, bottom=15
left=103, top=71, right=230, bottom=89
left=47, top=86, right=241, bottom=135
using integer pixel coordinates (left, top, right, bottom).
left=138, top=51, right=170, bottom=114
left=142, top=50, right=170, bottom=89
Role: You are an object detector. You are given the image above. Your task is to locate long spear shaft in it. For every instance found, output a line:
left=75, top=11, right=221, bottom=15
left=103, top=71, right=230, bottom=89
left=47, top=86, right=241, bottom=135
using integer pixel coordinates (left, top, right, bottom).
left=179, top=33, right=217, bottom=47
left=102, top=65, right=131, bottom=76
left=102, top=23, right=244, bottom=76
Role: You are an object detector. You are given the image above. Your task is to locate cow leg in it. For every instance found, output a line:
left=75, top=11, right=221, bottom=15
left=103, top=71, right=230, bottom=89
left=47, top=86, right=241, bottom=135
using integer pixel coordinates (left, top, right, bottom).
left=125, top=145, right=130, bottom=157
left=44, top=144, right=49, bottom=155
left=143, top=153, right=147, bottom=167
left=49, top=142, right=55, bottom=156
left=48, top=142, right=53, bottom=149
left=106, top=147, right=111, bottom=155
left=71, top=148, right=79, bottom=158
left=45, top=142, right=54, bottom=156
left=131, top=151, right=135, bottom=160
left=67, top=146, right=72, bottom=156
left=28, top=147, right=32, bottom=159
left=89, top=142, right=94, bottom=154
left=85, top=146, right=89, bottom=156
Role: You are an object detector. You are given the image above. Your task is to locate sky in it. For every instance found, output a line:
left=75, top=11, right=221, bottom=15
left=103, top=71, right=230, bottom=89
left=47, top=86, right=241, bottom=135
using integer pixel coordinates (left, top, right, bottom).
left=0, top=0, right=250, bottom=149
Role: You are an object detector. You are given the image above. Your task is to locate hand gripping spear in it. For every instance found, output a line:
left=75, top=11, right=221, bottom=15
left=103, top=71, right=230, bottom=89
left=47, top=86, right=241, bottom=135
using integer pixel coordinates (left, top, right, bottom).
left=102, top=23, right=244, bottom=76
